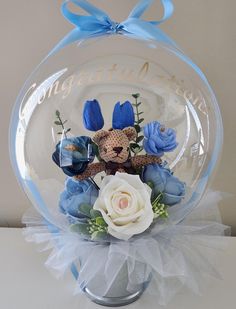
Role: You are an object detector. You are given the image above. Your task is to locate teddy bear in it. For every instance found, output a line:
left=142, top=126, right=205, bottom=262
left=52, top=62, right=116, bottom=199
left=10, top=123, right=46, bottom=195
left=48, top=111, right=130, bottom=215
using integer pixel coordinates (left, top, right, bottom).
left=74, top=126, right=161, bottom=181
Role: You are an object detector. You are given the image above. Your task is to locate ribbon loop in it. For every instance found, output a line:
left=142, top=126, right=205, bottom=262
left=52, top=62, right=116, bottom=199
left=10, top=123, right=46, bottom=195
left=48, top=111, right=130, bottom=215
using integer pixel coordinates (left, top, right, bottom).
left=61, top=0, right=112, bottom=28
left=128, top=0, right=174, bottom=24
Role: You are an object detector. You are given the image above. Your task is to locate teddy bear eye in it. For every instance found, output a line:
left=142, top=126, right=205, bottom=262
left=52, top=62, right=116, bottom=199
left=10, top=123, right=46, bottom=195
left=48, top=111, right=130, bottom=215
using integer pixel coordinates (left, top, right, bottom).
left=104, top=147, right=108, bottom=153
left=127, top=147, right=129, bottom=151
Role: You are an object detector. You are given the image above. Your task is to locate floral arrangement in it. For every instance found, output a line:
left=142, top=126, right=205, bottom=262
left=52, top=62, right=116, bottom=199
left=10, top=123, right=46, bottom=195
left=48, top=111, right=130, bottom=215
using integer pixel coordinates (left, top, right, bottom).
left=52, top=94, right=185, bottom=241
left=17, top=0, right=228, bottom=305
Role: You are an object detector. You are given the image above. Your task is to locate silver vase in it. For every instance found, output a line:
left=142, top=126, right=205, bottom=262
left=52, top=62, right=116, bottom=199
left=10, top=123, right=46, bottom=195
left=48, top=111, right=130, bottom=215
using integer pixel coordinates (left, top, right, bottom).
left=83, top=262, right=150, bottom=307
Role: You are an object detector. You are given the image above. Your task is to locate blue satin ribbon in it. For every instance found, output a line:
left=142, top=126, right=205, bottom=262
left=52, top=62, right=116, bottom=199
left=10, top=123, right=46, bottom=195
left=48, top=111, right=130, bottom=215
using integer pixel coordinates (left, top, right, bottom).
left=51, top=0, right=213, bottom=88
left=50, top=0, right=176, bottom=55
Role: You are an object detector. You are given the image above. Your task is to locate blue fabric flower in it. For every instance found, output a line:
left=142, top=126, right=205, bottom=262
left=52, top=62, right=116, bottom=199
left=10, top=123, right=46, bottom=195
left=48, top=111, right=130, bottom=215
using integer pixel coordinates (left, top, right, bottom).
left=112, top=101, right=135, bottom=129
left=52, top=136, right=94, bottom=177
left=59, top=178, right=99, bottom=222
left=142, top=164, right=185, bottom=206
left=83, top=99, right=104, bottom=131
left=143, top=121, right=178, bottom=157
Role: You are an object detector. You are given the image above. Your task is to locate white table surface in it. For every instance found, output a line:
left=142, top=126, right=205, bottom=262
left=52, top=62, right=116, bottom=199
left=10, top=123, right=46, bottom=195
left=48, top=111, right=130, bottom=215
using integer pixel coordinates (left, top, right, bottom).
left=0, top=228, right=235, bottom=309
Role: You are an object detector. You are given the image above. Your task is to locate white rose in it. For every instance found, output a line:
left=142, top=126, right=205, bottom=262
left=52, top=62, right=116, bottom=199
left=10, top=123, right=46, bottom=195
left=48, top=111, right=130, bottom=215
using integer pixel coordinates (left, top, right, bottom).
left=93, top=172, right=154, bottom=240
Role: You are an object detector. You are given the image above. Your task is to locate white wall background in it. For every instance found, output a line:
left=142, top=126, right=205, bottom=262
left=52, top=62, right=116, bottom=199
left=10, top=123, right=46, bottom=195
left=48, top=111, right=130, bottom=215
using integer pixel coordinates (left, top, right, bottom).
left=0, top=1, right=235, bottom=232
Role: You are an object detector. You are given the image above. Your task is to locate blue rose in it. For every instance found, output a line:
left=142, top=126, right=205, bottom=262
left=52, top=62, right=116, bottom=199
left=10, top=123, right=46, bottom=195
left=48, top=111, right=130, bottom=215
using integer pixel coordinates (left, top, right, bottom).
left=142, top=164, right=185, bottom=206
left=143, top=121, right=178, bottom=157
left=112, top=101, right=135, bottom=129
left=59, top=178, right=99, bottom=222
left=83, top=99, right=104, bottom=131
left=52, top=136, right=95, bottom=177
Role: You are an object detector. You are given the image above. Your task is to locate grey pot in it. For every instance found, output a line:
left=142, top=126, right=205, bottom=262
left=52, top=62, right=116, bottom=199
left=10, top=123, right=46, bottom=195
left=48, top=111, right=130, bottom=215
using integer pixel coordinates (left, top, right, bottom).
left=83, top=262, right=150, bottom=307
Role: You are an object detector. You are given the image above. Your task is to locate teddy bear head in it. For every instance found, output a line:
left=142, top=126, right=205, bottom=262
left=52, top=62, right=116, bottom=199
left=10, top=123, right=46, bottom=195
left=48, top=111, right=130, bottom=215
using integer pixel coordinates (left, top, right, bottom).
left=93, top=127, right=137, bottom=163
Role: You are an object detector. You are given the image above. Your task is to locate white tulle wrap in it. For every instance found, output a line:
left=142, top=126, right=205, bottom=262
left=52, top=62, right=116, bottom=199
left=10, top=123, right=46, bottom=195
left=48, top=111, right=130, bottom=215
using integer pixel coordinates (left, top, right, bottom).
left=23, top=191, right=230, bottom=305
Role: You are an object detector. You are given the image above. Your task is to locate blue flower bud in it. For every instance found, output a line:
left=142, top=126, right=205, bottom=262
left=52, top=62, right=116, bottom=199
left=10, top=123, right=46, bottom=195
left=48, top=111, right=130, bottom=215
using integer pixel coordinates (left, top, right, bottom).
left=59, top=178, right=99, bottom=223
left=83, top=99, right=104, bottom=131
left=142, top=164, right=185, bottom=206
left=143, top=121, right=178, bottom=156
left=52, top=136, right=95, bottom=177
left=112, top=101, right=135, bottom=129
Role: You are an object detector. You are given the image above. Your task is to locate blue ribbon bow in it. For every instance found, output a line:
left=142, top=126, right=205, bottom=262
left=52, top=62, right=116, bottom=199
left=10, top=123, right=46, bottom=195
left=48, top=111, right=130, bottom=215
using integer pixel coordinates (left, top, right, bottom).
left=50, top=0, right=177, bottom=55
left=53, top=0, right=209, bottom=86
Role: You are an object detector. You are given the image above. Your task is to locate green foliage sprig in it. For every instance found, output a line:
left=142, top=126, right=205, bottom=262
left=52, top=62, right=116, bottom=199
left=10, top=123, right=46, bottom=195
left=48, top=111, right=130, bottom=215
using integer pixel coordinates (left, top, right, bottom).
left=130, top=93, right=144, bottom=155
left=70, top=204, right=108, bottom=241
left=152, top=193, right=169, bottom=219
left=54, top=110, right=71, bottom=138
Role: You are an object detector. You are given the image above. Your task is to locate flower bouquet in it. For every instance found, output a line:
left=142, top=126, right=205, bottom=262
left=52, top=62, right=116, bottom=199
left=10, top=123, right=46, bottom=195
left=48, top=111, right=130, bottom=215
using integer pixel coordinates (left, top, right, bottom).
left=10, top=0, right=229, bottom=307
left=21, top=94, right=226, bottom=307
left=53, top=95, right=184, bottom=243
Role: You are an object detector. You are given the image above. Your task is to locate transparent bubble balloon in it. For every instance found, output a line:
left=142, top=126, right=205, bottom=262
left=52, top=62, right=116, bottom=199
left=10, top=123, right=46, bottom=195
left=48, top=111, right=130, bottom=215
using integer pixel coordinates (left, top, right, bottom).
left=10, top=34, right=223, bottom=227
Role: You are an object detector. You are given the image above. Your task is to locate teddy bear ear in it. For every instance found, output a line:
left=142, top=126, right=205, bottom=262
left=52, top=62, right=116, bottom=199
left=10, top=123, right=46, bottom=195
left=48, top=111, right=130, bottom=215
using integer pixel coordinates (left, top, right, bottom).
left=122, top=127, right=137, bottom=141
left=93, top=130, right=109, bottom=144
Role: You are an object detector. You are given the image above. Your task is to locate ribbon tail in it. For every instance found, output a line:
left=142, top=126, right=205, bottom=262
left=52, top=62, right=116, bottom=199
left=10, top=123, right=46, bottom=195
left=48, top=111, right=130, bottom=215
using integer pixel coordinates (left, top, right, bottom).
left=128, top=0, right=154, bottom=18
left=48, top=29, right=101, bottom=57
left=122, top=18, right=178, bottom=48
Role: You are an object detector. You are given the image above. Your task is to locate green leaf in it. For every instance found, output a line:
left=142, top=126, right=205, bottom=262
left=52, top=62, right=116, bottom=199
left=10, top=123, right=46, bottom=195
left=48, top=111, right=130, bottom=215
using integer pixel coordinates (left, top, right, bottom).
left=132, top=148, right=142, bottom=154
left=55, top=110, right=60, bottom=117
left=63, top=120, right=68, bottom=124
left=66, top=128, right=71, bottom=133
left=152, top=193, right=163, bottom=205
left=92, top=142, right=99, bottom=154
left=79, top=204, right=93, bottom=217
left=92, top=143, right=102, bottom=161
left=132, top=93, right=140, bottom=99
left=54, top=121, right=61, bottom=125
left=147, top=181, right=154, bottom=189
left=138, top=118, right=144, bottom=124
left=70, top=223, right=90, bottom=235
left=152, top=203, right=169, bottom=219
left=57, top=132, right=63, bottom=135
left=138, top=112, right=144, bottom=115
left=136, top=135, right=144, bottom=143
left=160, top=212, right=169, bottom=219
left=95, top=217, right=107, bottom=227
left=130, top=142, right=140, bottom=149
left=134, top=125, right=141, bottom=133
left=91, top=231, right=108, bottom=241
left=133, top=102, right=141, bottom=107
left=130, top=143, right=143, bottom=154
left=90, top=209, right=102, bottom=219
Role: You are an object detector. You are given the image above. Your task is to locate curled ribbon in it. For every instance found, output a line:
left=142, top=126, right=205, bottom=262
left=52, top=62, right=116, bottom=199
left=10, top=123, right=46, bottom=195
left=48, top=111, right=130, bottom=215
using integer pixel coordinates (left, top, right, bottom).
left=50, top=0, right=176, bottom=55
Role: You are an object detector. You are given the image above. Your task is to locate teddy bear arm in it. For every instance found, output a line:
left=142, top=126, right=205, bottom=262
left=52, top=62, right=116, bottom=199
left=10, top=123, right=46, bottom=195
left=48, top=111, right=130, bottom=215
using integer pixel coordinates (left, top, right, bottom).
left=131, top=155, right=162, bottom=168
left=74, top=162, right=105, bottom=181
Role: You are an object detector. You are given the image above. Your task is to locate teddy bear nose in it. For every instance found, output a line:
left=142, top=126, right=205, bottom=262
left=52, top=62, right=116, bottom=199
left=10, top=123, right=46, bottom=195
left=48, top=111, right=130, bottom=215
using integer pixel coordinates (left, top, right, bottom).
left=113, top=147, right=123, bottom=154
